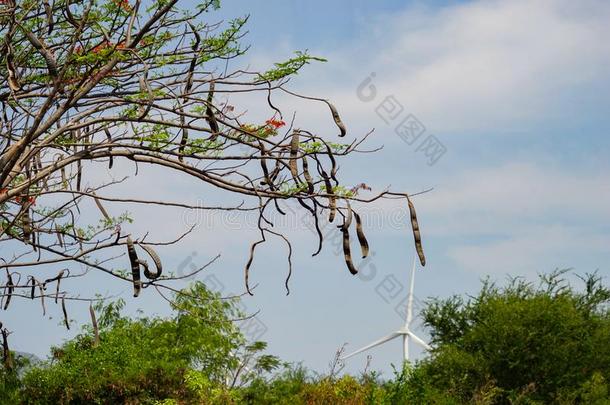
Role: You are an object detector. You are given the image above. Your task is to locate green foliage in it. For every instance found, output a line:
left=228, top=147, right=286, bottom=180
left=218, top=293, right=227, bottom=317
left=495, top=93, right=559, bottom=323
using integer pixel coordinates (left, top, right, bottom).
left=258, top=51, right=327, bottom=82
left=300, top=141, right=348, bottom=154
left=417, top=270, right=610, bottom=404
left=16, top=282, right=267, bottom=404
left=2, top=271, right=607, bottom=404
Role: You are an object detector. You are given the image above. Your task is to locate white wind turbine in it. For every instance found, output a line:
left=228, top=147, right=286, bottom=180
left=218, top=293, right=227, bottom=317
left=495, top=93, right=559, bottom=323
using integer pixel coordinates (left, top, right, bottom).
left=341, top=255, right=431, bottom=363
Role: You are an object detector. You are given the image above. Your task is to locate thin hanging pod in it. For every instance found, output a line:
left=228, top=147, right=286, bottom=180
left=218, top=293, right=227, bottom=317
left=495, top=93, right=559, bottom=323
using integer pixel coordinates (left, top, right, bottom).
left=55, top=224, right=64, bottom=248
left=89, top=304, right=100, bottom=346
left=30, top=277, right=36, bottom=299
left=6, top=42, right=20, bottom=92
left=320, top=169, right=336, bottom=222
left=289, top=130, right=300, bottom=179
left=92, top=191, right=111, bottom=221
left=407, top=197, right=426, bottom=266
left=126, top=236, right=142, bottom=297
left=43, top=269, right=66, bottom=304
left=3, top=271, right=14, bottom=310
left=354, top=211, right=369, bottom=259
left=138, top=244, right=163, bottom=279
left=302, top=156, right=314, bottom=194
left=104, top=128, right=113, bottom=169
left=22, top=208, right=32, bottom=241
left=327, top=102, right=346, bottom=137
left=206, top=81, right=220, bottom=140
left=61, top=296, right=70, bottom=330
left=339, top=205, right=357, bottom=275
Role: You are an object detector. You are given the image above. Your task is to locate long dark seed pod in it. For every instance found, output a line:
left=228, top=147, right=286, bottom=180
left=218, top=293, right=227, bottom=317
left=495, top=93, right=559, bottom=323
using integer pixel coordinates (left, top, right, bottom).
left=39, top=281, right=46, bottom=316
left=55, top=224, right=64, bottom=248
left=76, top=160, right=82, bottom=191
left=30, top=277, right=36, bottom=299
left=325, top=143, right=339, bottom=185
left=328, top=102, right=346, bottom=137
left=44, top=269, right=65, bottom=304
left=3, top=271, right=14, bottom=310
left=62, top=296, right=70, bottom=330
left=206, top=81, right=220, bottom=140
left=6, top=43, right=20, bottom=92
left=92, top=192, right=111, bottom=221
left=104, top=128, right=113, bottom=169
left=139, top=244, right=163, bottom=279
left=127, top=236, right=141, bottom=297
left=23, top=31, right=59, bottom=80
left=319, top=167, right=336, bottom=222
left=89, top=303, right=100, bottom=346
left=259, top=143, right=275, bottom=190
left=354, top=212, right=369, bottom=259
left=22, top=208, right=32, bottom=241
left=302, top=156, right=314, bottom=194
left=339, top=205, right=357, bottom=274
left=244, top=239, right=264, bottom=296
left=60, top=166, right=66, bottom=187
left=407, top=197, right=426, bottom=266
left=138, top=260, right=150, bottom=280
left=289, top=130, right=300, bottom=179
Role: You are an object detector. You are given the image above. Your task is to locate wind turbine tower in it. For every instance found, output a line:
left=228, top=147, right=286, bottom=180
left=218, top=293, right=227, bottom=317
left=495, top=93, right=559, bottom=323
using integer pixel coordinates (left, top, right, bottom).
left=341, top=256, right=431, bottom=363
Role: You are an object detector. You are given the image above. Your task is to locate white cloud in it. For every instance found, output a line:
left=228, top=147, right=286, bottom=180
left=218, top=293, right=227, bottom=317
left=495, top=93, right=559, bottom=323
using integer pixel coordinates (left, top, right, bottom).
left=289, top=0, right=610, bottom=134
left=421, top=162, right=610, bottom=231
left=414, top=161, right=610, bottom=275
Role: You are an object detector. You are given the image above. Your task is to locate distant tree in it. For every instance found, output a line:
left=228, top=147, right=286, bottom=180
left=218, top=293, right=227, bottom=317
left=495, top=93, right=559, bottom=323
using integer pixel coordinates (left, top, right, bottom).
left=17, top=281, right=280, bottom=404
left=410, top=270, right=610, bottom=404
left=0, top=0, right=426, bottom=346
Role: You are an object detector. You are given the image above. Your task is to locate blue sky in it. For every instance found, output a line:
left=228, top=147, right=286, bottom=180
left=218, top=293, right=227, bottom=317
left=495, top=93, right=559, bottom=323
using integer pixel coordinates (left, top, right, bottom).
left=7, top=0, right=610, bottom=377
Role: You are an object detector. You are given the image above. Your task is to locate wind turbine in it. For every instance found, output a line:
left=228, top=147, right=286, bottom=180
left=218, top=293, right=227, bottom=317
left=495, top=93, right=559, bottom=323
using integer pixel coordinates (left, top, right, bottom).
left=341, top=255, right=431, bottom=363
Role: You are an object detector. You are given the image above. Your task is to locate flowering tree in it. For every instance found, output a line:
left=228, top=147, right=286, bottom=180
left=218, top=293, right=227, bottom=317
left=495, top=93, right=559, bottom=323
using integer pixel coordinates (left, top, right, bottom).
left=0, top=0, right=426, bottom=361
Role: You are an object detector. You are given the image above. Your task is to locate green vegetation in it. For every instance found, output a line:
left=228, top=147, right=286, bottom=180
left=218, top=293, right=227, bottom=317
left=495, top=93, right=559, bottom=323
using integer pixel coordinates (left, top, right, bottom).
left=1, top=271, right=608, bottom=404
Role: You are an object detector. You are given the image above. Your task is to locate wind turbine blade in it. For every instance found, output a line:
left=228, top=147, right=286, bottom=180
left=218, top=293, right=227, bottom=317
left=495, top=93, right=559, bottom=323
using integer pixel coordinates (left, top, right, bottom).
left=406, top=331, right=432, bottom=351
left=405, top=255, right=417, bottom=327
left=341, top=332, right=401, bottom=360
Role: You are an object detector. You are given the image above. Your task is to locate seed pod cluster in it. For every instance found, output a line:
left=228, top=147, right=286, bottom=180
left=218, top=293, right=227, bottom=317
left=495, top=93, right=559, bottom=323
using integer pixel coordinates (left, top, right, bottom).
left=407, top=197, right=426, bottom=266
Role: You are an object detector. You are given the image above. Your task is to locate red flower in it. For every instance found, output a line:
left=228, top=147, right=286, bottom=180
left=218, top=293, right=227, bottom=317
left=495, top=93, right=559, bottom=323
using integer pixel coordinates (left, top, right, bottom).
left=111, top=0, right=131, bottom=11
left=265, top=119, right=286, bottom=129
